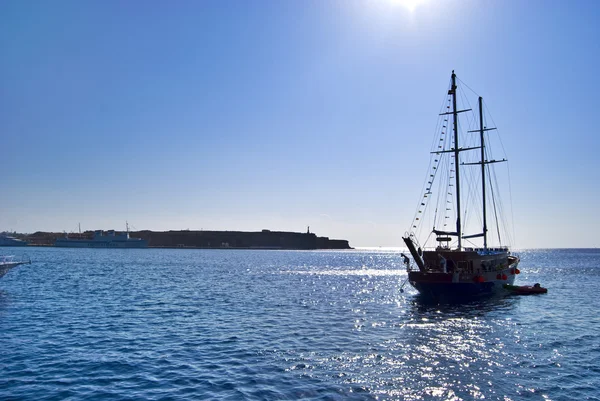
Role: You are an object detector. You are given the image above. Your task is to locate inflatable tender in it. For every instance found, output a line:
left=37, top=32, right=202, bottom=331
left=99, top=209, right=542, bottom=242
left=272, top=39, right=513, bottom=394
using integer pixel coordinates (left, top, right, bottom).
left=503, top=283, right=547, bottom=295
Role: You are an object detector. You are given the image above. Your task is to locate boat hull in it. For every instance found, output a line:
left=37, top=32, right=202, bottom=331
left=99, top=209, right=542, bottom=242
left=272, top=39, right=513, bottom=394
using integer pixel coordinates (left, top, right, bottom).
left=407, top=252, right=519, bottom=301
left=410, top=276, right=516, bottom=301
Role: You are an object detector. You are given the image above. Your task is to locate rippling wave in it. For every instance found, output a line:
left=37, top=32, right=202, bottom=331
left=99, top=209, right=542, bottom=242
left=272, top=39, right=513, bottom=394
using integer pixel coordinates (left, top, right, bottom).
left=1, top=248, right=599, bottom=400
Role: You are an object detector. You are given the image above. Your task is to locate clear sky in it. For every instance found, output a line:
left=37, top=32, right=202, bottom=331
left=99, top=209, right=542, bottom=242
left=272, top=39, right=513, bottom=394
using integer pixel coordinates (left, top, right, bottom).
left=1, top=0, right=599, bottom=248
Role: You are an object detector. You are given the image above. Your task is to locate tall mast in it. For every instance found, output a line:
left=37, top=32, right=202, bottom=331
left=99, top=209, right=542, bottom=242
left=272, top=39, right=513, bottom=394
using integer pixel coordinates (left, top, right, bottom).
left=478, top=97, right=488, bottom=248
left=451, top=71, right=462, bottom=249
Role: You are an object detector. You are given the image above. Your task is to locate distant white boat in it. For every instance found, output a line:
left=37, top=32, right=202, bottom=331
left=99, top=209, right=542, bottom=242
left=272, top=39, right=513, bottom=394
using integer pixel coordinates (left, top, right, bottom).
left=54, top=229, right=147, bottom=248
left=0, top=233, right=28, bottom=247
left=0, top=255, right=31, bottom=279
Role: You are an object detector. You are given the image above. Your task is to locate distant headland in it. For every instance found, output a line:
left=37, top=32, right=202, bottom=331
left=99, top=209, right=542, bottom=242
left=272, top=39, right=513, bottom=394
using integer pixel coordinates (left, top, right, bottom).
left=16, top=229, right=353, bottom=250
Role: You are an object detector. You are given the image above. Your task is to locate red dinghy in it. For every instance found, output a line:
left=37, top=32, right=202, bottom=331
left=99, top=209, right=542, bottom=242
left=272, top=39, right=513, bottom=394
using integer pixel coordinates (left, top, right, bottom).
left=503, top=283, right=547, bottom=295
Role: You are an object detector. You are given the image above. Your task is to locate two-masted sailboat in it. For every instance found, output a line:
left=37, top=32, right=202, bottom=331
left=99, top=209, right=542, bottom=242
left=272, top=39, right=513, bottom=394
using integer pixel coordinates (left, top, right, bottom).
left=402, top=71, right=519, bottom=300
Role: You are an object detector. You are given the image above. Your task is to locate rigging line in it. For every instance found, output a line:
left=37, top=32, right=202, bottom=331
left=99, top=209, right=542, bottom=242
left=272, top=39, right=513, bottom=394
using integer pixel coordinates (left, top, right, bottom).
left=469, top=165, right=484, bottom=229
left=488, top=167, right=502, bottom=245
left=458, top=84, right=477, bottom=134
left=461, top=166, right=473, bottom=234
left=423, top=110, right=453, bottom=238
left=463, top=159, right=483, bottom=234
left=433, top=156, right=444, bottom=236
left=483, top=120, right=498, bottom=163
left=445, top=134, right=457, bottom=232
left=482, top=98, right=513, bottom=246
left=412, top=122, right=445, bottom=232
left=430, top=154, right=442, bottom=240
left=487, top=164, right=500, bottom=245
left=506, top=162, right=517, bottom=247
left=456, top=102, right=482, bottom=234
left=482, top=99, right=509, bottom=159
left=430, top=78, right=455, bottom=152
left=433, top=171, right=442, bottom=233
left=424, top=231, right=434, bottom=249
left=410, top=85, right=453, bottom=232
left=463, top=237, right=478, bottom=248
left=484, top=101, right=516, bottom=243
left=439, top=154, right=453, bottom=234
left=456, top=77, right=481, bottom=99
left=430, top=96, right=450, bottom=151
left=410, top=147, right=436, bottom=232
left=451, top=97, right=511, bottom=247
left=488, top=162, right=509, bottom=241
left=488, top=166, right=502, bottom=244
left=410, top=150, right=436, bottom=231
left=493, top=165, right=512, bottom=247
left=483, top=120, right=512, bottom=246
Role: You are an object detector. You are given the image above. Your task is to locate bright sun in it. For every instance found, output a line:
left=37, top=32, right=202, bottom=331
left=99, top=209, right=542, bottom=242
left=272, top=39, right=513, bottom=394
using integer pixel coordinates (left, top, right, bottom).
left=388, top=0, right=427, bottom=12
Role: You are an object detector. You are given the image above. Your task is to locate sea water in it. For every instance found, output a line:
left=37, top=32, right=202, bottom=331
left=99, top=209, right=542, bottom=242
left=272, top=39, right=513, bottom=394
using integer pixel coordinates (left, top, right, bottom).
left=1, top=248, right=599, bottom=400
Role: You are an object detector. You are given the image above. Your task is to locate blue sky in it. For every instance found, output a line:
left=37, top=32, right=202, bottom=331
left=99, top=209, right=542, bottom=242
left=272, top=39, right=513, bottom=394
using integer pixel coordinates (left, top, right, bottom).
left=1, top=0, right=598, bottom=248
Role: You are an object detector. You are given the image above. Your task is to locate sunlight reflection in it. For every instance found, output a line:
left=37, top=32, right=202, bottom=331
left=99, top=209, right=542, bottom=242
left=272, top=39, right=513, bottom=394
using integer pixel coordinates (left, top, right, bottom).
left=281, top=269, right=405, bottom=276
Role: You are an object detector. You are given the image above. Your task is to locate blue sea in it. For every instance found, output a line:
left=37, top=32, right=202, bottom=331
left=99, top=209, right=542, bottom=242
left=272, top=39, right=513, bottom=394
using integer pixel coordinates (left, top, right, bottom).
left=1, top=248, right=599, bottom=400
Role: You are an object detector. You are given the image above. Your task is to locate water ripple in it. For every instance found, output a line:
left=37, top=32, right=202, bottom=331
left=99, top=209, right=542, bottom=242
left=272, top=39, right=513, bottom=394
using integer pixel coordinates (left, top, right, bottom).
left=1, top=248, right=599, bottom=400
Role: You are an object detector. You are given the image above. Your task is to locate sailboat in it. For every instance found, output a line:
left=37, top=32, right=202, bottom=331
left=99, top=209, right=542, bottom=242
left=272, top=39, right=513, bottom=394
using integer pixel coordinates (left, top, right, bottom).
left=402, top=71, right=520, bottom=300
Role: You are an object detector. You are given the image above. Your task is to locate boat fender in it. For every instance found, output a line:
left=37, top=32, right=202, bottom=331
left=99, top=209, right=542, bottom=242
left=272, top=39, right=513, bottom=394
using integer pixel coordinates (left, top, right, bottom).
left=502, top=274, right=508, bottom=280
left=515, top=268, right=520, bottom=274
